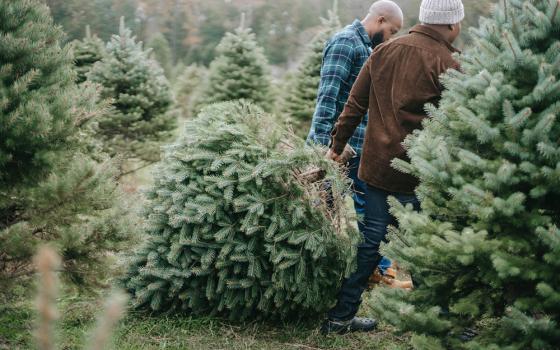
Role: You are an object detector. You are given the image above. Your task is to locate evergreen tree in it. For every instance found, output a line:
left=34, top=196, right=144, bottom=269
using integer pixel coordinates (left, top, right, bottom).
left=369, top=1, right=560, bottom=349
left=123, top=101, right=360, bottom=321
left=170, top=61, right=186, bottom=85
left=0, top=0, right=135, bottom=296
left=280, top=2, right=341, bottom=137
left=195, top=19, right=273, bottom=113
left=89, top=17, right=177, bottom=171
left=147, top=32, right=173, bottom=78
left=174, top=64, right=207, bottom=119
left=70, top=25, right=106, bottom=84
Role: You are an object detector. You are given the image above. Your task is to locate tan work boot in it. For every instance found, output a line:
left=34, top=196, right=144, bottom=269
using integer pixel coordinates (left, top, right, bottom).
left=368, top=266, right=413, bottom=290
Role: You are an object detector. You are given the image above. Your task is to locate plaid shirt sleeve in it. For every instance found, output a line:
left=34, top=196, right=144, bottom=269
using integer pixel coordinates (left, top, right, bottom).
left=309, top=37, right=355, bottom=146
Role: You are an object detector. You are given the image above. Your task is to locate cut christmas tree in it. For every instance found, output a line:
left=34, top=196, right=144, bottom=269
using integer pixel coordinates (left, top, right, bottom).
left=369, top=1, right=560, bottom=349
left=123, top=101, right=360, bottom=321
left=194, top=17, right=272, bottom=113
left=0, top=0, right=135, bottom=297
left=280, top=1, right=341, bottom=137
left=89, top=17, right=177, bottom=173
left=70, top=25, right=106, bottom=84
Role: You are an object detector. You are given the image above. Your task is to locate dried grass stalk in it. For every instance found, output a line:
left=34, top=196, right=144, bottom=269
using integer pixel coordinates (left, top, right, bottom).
left=34, top=246, right=60, bottom=350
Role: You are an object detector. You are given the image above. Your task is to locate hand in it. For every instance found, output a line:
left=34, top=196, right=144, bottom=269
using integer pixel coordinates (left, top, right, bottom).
left=326, top=149, right=342, bottom=163
left=339, top=144, right=357, bottom=164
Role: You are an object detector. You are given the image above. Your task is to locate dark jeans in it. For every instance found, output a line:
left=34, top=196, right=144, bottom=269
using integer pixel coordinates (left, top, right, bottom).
left=328, top=180, right=420, bottom=321
left=347, top=157, right=392, bottom=275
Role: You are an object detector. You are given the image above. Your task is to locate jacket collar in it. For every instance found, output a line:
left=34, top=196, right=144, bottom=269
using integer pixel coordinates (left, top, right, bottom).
left=351, top=20, right=373, bottom=49
left=409, top=24, right=461, bottom=54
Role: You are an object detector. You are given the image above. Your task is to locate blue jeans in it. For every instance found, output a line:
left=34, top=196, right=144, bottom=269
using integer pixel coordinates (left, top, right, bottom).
left=347, top=157, right=392, bottom=275
left=328, top=176, right=420, bottom=321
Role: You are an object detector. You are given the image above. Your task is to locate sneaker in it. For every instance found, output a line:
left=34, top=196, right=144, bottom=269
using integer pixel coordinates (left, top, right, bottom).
left=320, top=317, right=378, bottom=335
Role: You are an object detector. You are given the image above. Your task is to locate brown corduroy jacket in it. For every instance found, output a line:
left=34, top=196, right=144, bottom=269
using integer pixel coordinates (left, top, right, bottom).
left=330, top=24, right=460, bottom=194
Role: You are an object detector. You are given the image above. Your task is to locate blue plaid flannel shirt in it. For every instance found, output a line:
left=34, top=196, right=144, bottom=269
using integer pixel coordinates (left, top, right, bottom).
left=307, top=20, right=372, bottom=155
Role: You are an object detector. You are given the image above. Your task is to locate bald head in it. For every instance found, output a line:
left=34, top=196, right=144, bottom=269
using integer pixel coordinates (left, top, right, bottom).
left=361, top=0, right=404, bottom=47
left=369, top=0, right=404, bottom=23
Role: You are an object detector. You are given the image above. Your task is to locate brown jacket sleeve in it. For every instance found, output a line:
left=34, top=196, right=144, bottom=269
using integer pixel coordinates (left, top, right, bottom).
left=330, top=56, right=372, bottom=155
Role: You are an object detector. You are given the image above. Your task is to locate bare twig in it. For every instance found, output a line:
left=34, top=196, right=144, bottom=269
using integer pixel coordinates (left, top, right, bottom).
left=117, top=160, right=157, bottom=179
left=297, top=167, right=326, bottom=184
left=552, top=0, right=559, bottom=23
left=503, top=31, right=518, bottom=60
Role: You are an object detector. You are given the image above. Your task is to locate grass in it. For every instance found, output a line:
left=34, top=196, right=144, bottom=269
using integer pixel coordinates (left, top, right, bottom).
left=0, top=292, right=409, bottom=350
left=0, top=135, right=410, bottom=349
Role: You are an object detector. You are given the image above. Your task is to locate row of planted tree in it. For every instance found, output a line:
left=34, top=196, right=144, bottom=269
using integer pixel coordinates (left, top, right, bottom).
left=72, top=6, right=342, bottom=149
left=1, top=0, right=559, bottom=349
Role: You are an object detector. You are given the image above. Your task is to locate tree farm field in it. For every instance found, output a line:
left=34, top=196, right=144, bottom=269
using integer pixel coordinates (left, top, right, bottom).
left=2, top=0, right=559, bottom=350
left=1, top=298, right=409, bottom=350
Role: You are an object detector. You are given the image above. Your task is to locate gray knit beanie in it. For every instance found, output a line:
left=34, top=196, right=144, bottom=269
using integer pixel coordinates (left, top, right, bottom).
left=419, top=0, right=465, bottom=25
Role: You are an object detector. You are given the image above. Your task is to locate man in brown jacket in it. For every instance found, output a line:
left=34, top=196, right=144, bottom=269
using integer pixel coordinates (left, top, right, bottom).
left=321, top=0, right=464, bottom=335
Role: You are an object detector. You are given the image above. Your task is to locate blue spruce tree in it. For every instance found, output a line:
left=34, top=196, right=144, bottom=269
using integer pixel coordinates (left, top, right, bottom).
left=89, top=17, right=177, bottom=173
left=195, top=17, right=272, bottom=113
left=369, top=1, right=560, bottom=349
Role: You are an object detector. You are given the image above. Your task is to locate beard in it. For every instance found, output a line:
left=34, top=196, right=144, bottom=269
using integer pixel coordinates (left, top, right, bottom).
left=371, top=31, right=385, bottom=49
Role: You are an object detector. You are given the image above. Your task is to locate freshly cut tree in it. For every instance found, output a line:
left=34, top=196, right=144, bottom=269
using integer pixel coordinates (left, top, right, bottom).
left=370, top=1, right=560, bottom=349
left=147, top=32, right=173, bottom=78
left=195, top=21, right=272, bottom=112
left=70, top=25, right=106, bottom=83
left=280, top=3, right=341, bottom=136
left=174, top=64, right=207, bottom=119
left=89, top=17, right=177, bottom=172
left=123, top=101, right=359, bottom=321
left=0, top=0, right=134, bottom=296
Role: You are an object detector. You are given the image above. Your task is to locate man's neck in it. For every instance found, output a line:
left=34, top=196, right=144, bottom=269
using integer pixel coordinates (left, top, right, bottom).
left=360, top=19, right=375, bottom=40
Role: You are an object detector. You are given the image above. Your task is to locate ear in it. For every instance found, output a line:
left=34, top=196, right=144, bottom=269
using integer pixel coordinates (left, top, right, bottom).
left=378, top=16, right=386, bottom=24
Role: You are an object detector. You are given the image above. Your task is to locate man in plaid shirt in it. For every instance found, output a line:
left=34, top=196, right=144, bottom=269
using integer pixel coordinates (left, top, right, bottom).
left=309, top=1, right=404, bottom=335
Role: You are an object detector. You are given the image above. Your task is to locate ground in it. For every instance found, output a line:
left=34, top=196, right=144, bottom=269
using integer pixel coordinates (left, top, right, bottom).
left=0, top=291, right=409, bottom=350
left=0, top=160, right=411, bottom=350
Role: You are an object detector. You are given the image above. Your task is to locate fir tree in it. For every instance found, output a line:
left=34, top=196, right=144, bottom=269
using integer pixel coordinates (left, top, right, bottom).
left=147, top=32, right=173, bottom=78
left=195, top=18, right=272, bottom=112
left=89, top=17, right=177, bottom=171
left=174, top=64, right=207, bottom=119
left=123, top=101, right=360, bottom=321
left=369, top=1, right=560, bottom=349
left=280, top=2, right=341, bottom=137
left=70, top=25, right=106, bottom=84
left=0, top=0, right=135, bottom=296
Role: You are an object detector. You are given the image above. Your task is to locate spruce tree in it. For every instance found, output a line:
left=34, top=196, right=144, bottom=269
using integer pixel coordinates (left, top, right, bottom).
left=70, top=25, right=106, bottom=84
left=89, top=17, right=177, bottom=171
left=174, top=64, right=207, bottom=119
left=147, top=32, right=173, bottom=79
left=280, top=3, right=341, bottom=137
left=195, top=19, right=272, bottom=112
left=123, top=101, right=360, bottom=321
left=0, top=0, right=135, bottom=296
left=369, top=1, right=560, bottom=349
